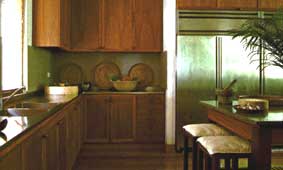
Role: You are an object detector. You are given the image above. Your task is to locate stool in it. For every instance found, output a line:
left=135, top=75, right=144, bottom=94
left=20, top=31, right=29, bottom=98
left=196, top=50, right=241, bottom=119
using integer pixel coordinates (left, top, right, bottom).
left=183, top=123, right=231, bottom=170
left=197, top=136, right=252, bottom=170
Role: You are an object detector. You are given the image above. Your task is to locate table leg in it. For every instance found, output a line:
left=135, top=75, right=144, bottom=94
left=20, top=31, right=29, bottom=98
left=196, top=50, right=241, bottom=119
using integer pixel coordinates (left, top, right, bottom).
left=251, top=127, right=272, bottom=170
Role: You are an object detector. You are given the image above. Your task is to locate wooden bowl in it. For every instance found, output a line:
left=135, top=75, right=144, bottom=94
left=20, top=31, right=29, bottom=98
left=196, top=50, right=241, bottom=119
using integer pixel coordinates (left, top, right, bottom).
left=112, top=81, right=137, bottom=92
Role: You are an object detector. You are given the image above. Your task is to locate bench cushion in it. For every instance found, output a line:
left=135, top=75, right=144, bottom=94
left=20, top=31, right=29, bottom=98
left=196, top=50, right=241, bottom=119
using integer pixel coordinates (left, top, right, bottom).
left=183, top=123, right=231, bottom=137
left=197, top=136, right=251, bottom=155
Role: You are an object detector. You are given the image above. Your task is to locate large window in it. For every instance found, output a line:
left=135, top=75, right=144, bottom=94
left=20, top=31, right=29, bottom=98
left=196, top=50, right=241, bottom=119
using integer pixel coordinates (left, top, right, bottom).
left=1, top=0, right=24, bottom=90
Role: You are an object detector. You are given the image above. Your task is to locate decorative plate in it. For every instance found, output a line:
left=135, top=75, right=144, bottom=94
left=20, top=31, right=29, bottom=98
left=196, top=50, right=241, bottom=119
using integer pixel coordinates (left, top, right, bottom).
left=59, top=63, right=83, bottom=85
left=128, top=63, right=154, bottom=89
left=93, top=62, right=121, bottom=90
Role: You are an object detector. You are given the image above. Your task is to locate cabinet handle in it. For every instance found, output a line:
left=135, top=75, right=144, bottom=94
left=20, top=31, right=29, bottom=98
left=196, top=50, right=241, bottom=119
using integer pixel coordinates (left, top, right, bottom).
left=42, top=134, right=48, bottom=138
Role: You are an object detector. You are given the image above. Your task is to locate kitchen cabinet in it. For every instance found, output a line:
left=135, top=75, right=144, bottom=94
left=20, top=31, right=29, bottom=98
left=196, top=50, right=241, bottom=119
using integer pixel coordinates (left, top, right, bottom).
left=178, top=0, right=258, bottom=10
left=33, top=0, right=71, bottom=48
left=66, top=99, right=82, bottom=169
left=177, top=0, right=217, bottom=9
left=110, top=95, right=135, bottom=142
left=71, top=0, right=162, bottom=52
left=103, top=0, right=134, bottom=51
left=71, top=0, right=101, bottom=50
left=0, top=146, right=22, bottom=170
left=84, top=95, right=135, bottom=143
left=41, top=123, right=59, bottom=170
left=21, top=130, right=44, bottom=170
left=84, top=93, right=165, bottom=144
left=84, top=95, right=110, bottom=143
left=217, top=0, right=257, bottom=10
left=258, top=0, right=283, bottom=10
left=136, top=94, right=165, bottom=143
left=134, top=0, right=163, bottom=52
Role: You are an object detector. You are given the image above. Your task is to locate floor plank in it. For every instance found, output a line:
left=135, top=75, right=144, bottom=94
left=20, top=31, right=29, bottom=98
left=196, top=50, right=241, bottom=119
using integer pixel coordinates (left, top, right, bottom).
left=73, top=144, right=283, bottom=170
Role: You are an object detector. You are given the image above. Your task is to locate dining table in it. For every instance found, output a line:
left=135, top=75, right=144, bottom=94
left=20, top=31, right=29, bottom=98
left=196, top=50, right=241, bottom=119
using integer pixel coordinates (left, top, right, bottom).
left=201, top=100, right=283, bottom=170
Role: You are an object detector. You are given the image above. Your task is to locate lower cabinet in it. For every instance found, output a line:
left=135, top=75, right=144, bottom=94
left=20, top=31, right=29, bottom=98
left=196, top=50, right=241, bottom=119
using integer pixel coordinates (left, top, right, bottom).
left=0, top=97, right=82, bottom=170
left=21, top=130, right=44, bottom=170
left=0, top=146, right=22, bottom=170
left=84, top=93, right=165, bottom=144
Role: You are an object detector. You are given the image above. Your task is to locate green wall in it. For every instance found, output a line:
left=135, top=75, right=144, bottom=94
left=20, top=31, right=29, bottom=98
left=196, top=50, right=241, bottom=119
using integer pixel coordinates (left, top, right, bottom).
left=27, top=46, right=54, bottom=91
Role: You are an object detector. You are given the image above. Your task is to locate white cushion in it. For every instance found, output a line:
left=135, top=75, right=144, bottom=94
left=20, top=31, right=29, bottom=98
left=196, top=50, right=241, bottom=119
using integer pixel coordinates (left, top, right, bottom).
left=183, top=123, right=231, bottom=137
left=197, top=136, right=251, bottom=155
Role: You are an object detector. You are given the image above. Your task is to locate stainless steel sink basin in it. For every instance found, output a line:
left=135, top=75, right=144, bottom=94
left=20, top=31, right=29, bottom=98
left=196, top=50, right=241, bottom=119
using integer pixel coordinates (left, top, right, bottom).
left=6, top=108, right=48, bottom=116
left=0, top=102, right=59, bottom=116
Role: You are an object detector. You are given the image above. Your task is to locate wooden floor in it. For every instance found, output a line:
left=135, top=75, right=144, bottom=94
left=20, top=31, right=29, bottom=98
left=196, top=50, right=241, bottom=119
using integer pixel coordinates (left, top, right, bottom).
left=73, top=144, right=283, bottom=170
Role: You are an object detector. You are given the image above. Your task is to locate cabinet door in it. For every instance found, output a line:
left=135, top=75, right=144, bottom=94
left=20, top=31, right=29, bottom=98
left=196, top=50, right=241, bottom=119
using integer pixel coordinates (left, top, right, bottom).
left=110, top=95, right=135, bottom=142
left=136, top=94, right=165, bottom=143
left=0, top=146, right=22, bottom=170
left=58, top=119, right=67, bottom=170
left=71, top=0, right=101, bottom=50
left=33, top=0, right=60, bottom=46
left=103, top=0, right=134, bottom=51
left=258, top=0, right=283, bottom=10
left=177, top=0, right=217, bottom=9
left=134, top=0, right=162, bottom=52
left=84, top=95, right=110, bottom=143
left=61, top=0, right=71, bottom=48
left=22, top=131, right=44, bottom=170
left=217, top=0, right=257, bottom=9
left=42, top=125, right=59, bottom=170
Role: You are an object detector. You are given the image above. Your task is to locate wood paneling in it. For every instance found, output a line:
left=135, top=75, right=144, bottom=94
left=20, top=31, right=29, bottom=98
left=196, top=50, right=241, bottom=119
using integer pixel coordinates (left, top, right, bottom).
left=58, top=119, right=67, bottom=170
left=0, top=146, right=22, bottom=170
left=33, top=0, right=71, bottom=47
left=103, top=0, right=134, bottom=51
left=208, top=110, right=255, bottom=140
left=136, top=94, right=165, bottom=143
left=71, top=0, right=101, bottom=50
left=217, top=0, right=257, bottom=9
left=110, top=95, right=135, bottom=142
left=84, top=95, right=110, bottom=143
left=177, top=0, right=217, bottom=9
left=258, top=0, right=283, bottom=10
left=42, top=125, right=59, bottom=170
left=134, top=0, right=163, bottom=52
left=21, top=131, right=44, bottom=170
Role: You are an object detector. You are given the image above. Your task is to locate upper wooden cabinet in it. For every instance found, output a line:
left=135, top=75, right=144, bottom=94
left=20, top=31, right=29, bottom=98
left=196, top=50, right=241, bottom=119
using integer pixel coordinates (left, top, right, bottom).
left=134, top=0, right=163, bottom=52
left=33, top=0, right=71, bottom=48
left=177, top=0, right=217, bottom=9
left=71, top=0, right=101, bottom=50
left=33, top=0, right=163, bottom=52
left=258, top=0, right=283, bottom=10
left=103, top=0, right=134, bottom=51
left=217, top=0, right=257, bottom=10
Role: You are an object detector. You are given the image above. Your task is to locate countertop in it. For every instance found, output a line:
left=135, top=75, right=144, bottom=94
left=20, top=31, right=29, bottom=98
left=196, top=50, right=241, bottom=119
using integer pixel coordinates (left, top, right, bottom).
left=0, top=94, right=78, bottom=150
left=201, top=100, right=283, bottom=127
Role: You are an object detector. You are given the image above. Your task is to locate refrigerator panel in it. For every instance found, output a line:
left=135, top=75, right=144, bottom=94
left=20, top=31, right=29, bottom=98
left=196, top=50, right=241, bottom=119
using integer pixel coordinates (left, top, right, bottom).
left=176, top=36, right=216, bottom=146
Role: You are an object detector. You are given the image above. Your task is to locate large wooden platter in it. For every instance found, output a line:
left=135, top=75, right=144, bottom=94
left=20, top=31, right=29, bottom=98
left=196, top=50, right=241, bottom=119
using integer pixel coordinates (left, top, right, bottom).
left=128, top=63, right=154, bottom=89
left=59, top=63, right=83, bottom=85
left=93, top=62, right=121, bottom=90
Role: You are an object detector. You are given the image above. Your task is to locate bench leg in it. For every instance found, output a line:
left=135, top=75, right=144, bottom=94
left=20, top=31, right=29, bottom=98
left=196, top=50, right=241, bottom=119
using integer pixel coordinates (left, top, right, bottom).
left=211, top=156, right=219, bottom=170
left=197, top=144, right=203, bottom=170
left=192, top=137, right=198, bottom=170
left=225, top=158, right=230, bottom=170
left=232, top=158, right=238, bottom=170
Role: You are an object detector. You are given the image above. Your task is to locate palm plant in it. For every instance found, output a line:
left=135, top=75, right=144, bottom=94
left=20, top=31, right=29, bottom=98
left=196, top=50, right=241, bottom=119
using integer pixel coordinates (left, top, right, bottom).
left=231, top=10, right=283, bottom=71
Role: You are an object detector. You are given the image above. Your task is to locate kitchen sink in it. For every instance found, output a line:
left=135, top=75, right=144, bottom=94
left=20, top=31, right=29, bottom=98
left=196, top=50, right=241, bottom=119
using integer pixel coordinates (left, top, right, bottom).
left=0, top=102, right=59, bottom=116
left=6, top=108, right=48, bottom=116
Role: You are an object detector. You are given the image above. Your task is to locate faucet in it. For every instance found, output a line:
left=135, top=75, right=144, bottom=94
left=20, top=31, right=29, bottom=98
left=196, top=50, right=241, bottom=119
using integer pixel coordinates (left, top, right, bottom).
left=2, top=86, right=26, bottom=109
